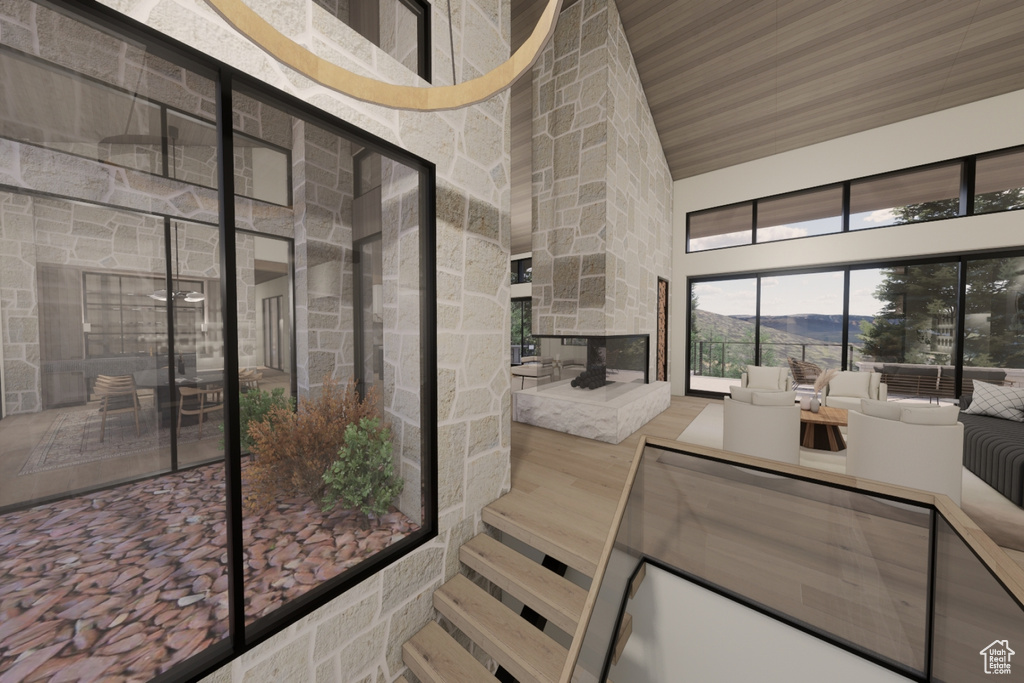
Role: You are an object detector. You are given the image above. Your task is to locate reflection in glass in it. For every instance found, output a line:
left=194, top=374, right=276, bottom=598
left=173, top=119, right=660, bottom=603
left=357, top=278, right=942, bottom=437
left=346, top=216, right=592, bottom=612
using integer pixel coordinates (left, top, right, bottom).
left=849, top=264, right=959, bottom=399
left=689, top=278, right=756, bottom=391
left=963, top=256, right=1024, bottom=392
left=758, top=271, right=844, bottom=372
left=757, top=185, right=843, bottom=242
left=975, top=148, right=1024, bottom=214
left=688, top=203, right=752, bottom=251
left=849, top=163, right=961, bottom=230
left=511, top=298, right=538, bottom=365
left=0, top=2, right=229, bottom=672
left=932, top=516, right=1024, bottom=680
left=235, top=97, right=423, bottom=626
left=312, top=0, right=427, bottom=77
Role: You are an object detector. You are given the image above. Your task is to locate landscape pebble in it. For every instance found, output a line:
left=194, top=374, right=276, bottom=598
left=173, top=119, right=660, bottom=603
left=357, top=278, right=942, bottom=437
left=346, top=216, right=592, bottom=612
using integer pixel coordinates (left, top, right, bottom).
left=0, top=459, right=418, bottom=681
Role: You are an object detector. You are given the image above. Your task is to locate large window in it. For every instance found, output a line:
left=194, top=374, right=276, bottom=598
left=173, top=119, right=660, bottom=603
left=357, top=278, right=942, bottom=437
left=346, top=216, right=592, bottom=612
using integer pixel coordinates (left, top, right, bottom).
left=759, top=271, right=845, bottom=371
left=0, top=2, right=435, bottom=680
left=688, top=278, right=756, bottom=392
left=687, top=150, right=1024, bottom=252
left=688, top=253, right=1023, bottom=401
left=848, top=163, right=961, bottom=230
left=757, top=185, right=843, bottom=242
left=963, top=256, right=1024, bottom=388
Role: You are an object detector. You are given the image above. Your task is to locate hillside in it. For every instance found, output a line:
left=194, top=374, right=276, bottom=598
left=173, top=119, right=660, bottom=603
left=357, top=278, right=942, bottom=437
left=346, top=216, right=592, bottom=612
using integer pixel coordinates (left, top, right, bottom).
left=731, top=313, right=873, bottom=344
left=691, top=309, right=860, bottom=368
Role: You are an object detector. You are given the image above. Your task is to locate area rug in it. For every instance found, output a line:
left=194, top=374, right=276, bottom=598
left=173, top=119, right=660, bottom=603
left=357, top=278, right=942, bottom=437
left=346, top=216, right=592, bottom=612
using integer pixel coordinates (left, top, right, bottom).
left=19, top=408, right=207, bottom=475
left=676, top=403, right=1024, bottom=551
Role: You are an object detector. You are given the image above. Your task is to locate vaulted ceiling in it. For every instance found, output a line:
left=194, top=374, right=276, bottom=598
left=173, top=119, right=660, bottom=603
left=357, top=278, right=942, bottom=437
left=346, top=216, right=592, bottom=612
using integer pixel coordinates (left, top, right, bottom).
left=615, top=0, right=1024, bottom=180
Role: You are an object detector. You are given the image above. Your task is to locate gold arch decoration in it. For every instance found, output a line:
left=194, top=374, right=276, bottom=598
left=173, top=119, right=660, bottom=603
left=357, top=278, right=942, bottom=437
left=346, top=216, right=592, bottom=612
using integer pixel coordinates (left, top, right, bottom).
left=203, top=0, right=562, bottom=111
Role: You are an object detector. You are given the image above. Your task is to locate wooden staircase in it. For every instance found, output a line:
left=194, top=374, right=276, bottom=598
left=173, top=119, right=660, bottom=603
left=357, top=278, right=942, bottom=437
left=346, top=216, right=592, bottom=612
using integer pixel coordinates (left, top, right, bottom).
left=400, top=398, right=706, bottom=682
left=402, top=490, right=606, bottom=683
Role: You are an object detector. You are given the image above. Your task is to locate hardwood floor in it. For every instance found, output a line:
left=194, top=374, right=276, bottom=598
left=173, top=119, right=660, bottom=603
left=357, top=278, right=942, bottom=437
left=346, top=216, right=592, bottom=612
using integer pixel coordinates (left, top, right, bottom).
left=510, top=396, right=713, bottom=576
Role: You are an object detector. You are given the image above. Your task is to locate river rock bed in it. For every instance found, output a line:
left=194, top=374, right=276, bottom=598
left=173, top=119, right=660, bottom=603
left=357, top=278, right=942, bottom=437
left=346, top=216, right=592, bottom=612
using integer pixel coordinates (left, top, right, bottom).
left=0, top=459, right=418, bottom=681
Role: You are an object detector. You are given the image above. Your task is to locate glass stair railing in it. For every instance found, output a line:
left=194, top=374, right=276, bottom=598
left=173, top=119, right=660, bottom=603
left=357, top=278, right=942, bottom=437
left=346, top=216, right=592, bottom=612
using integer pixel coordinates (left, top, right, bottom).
left=562, top=437, right=1024, bottom=682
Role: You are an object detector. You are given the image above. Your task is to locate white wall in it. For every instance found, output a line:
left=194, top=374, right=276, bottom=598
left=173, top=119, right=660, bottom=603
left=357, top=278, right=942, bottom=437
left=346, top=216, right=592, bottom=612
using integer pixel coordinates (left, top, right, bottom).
left=611, top=564, right=909, bottom=683
left=670, top=89, right=1024, bottom=395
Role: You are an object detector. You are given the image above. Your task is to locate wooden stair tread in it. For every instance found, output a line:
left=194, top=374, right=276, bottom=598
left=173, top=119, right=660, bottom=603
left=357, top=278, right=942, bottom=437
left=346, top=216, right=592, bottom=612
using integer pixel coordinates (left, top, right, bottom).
left=482, top=489, right=606, bottom=577
left=434, top=574, right=567, bottom=683
left=460, top=533, right=586, bottom=634
left=403, top=621, right=497, bottom=683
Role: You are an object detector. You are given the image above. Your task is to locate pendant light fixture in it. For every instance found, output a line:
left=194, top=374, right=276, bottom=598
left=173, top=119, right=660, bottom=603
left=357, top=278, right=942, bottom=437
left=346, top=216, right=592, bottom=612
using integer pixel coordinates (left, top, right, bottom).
left=150, top=221, right=205, bottom=303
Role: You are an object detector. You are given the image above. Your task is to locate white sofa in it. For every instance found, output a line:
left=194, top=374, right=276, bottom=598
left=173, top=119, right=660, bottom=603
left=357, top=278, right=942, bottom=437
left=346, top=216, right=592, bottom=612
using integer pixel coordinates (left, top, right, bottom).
left=740, top=365, right=793, bottom=392
left=823, top=371, right=887, bottom=411
left=846, top=404, right=964, bottom=505
left=723, top=389, right=800, bottom=465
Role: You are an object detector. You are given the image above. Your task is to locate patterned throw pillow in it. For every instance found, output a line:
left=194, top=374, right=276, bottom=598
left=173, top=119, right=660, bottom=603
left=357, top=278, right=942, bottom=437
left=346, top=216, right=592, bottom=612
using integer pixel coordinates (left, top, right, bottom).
left=963, top=380, right=1024, bottom=422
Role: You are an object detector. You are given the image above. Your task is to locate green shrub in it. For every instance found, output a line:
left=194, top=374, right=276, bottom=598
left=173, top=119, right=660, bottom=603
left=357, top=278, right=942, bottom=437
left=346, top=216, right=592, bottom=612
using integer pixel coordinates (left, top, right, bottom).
left=322, top=417, right=403, bottom=519
left=221, top=387, right=294, bottom=453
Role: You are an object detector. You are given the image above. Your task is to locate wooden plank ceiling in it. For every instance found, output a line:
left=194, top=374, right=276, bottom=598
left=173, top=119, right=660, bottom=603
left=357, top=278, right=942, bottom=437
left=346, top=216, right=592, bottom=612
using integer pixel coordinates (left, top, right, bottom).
left=614, top=0, right=1024, bottom=180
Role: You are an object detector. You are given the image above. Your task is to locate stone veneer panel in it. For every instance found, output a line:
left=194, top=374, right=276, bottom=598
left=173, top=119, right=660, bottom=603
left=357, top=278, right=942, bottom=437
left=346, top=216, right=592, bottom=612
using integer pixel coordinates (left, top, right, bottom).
left=531, top=0, right=673, bottom=378
left=82, top=0, right=514, bottom=680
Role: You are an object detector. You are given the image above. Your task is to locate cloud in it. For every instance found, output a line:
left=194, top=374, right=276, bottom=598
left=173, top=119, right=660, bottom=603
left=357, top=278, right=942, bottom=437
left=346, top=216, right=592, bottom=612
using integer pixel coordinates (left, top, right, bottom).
left=689, top=232, right=751, bottom=250
left=757, top=224, right=808, bottom=241
left=862, top=209, right=895, bottom=224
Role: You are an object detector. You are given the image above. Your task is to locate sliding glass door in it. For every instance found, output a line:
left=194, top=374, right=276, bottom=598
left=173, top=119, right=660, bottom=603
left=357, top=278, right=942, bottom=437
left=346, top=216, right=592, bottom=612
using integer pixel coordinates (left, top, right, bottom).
left=688, top=253, right=1024, bottom=400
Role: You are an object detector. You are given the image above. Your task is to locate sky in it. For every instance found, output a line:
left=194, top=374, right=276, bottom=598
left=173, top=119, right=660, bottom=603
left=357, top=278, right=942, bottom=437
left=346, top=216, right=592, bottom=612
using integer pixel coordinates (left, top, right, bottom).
left=688, top=209, right=897, bottom=252
left=694, top=268, right=888, bottom=317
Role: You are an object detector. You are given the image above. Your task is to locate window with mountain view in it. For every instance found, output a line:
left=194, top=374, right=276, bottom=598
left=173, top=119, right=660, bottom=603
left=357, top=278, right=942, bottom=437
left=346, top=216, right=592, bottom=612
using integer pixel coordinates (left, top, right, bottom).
left=688, top=278, right=756, bottom=392
left=758, top=271, right=845, bottom=372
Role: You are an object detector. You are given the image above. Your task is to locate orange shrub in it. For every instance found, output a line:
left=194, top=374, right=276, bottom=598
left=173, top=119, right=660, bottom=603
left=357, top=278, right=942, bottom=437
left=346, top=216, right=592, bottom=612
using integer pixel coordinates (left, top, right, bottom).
left=245, top=377, right=381, bottom=512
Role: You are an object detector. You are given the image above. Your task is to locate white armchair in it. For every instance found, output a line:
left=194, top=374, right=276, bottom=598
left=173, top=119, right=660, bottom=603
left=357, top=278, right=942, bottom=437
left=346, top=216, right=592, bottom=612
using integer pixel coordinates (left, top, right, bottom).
left=823, top=371, right=887, bottom=411
left=723, top=389, right=800, bottom=465
left=740, top=365, right=793, bottom=392
left=846, top=406, right=963, bottom=505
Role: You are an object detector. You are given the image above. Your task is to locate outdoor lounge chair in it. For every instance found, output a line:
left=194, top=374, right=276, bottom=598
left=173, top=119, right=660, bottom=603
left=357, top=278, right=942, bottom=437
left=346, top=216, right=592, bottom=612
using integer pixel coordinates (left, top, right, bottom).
left=787, top=358, right=822, bottom=391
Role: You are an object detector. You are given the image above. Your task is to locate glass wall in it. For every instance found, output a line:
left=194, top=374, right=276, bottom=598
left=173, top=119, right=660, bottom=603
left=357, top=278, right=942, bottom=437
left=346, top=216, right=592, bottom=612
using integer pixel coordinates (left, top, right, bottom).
left=687, top=254, right=1024, bottom=401
left=963, top=255, right=1024, bottom=391
left=0, top=1, right=434, bottom=680
left=688, top=278, right=756, bottom=392
left=759, top=271, right=845, bottom=372
left=511, top=297, right=538, bottom=365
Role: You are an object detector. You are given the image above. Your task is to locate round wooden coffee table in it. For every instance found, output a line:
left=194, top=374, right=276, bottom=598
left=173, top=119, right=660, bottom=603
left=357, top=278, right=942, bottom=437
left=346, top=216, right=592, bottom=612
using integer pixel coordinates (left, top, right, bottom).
left=800, top=406, right=849, bottom=451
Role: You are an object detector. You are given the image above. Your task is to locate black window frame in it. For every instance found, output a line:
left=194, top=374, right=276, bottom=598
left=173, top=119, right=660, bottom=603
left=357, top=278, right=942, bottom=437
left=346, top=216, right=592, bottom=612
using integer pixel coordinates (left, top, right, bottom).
left=685, top=247, right=1024, bottom=401
left=511, top=256, right=532, bottom=284
left=686, top=145, right=1024, bottom=254
left=4, top=2, right=439, bottom=680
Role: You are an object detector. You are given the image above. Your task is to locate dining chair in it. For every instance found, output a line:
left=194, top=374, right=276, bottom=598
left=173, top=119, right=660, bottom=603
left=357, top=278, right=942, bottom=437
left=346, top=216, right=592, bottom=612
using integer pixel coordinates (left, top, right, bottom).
left=177, top=384, right=224, bottom=439
left=94, top=374, right=142, bottom=442
left=239, top=369, right=262, bottom=393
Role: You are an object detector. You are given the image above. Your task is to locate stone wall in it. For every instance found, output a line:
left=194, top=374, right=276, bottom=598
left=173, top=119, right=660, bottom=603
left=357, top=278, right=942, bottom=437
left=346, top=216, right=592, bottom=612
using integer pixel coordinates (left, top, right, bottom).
left=87, top=0, right=513, bottom=681
left=531, top=0, right=672, bottom=377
